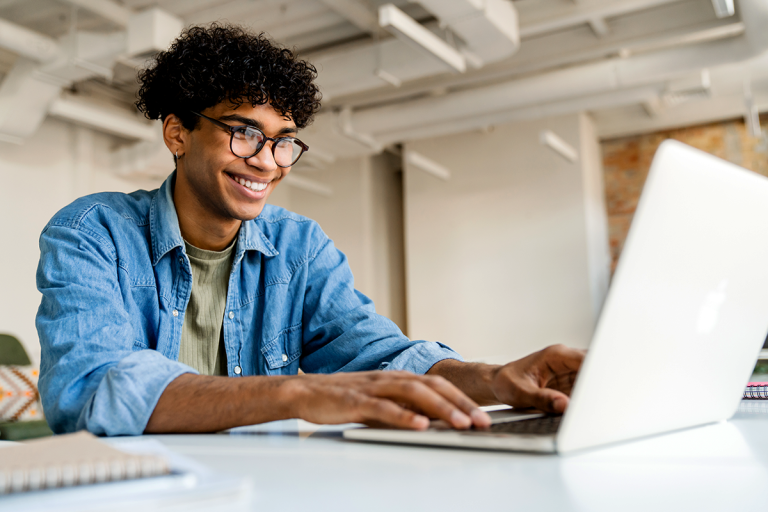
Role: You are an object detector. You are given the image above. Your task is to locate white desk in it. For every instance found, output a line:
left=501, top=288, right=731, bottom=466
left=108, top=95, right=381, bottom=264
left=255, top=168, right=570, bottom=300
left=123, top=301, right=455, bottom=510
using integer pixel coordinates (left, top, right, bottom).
left=148, top=402, right=768, bottom=512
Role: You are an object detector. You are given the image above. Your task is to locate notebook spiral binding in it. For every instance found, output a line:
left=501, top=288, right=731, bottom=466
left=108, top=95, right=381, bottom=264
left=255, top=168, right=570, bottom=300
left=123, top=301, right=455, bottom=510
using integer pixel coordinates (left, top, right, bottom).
left=0, top=456, right=168, bottom=494
left=743, top=382, right=768, bottom=399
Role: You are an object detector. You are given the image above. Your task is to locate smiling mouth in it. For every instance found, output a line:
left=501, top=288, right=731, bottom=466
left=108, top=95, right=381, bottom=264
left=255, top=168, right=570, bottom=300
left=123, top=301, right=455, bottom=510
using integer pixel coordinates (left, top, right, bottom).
left=227, top=172, right=270, bottom=192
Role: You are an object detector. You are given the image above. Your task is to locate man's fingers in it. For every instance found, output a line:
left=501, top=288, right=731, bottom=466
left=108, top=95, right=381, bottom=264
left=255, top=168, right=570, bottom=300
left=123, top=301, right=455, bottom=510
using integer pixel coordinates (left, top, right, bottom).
left=422, top=375, right=491, bottom=428
left=358, top=396, right=429, bottom=430
left=523, top=387, right=570, bottom=414
left=374, top=379, right=474, bottom=429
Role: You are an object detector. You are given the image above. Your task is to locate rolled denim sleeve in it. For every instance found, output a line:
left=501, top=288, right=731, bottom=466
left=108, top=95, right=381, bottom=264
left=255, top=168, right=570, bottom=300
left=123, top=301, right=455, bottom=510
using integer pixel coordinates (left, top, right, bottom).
left=299, top=229, right=463, bottom=375
left=36, top=223, right=195, bottom=436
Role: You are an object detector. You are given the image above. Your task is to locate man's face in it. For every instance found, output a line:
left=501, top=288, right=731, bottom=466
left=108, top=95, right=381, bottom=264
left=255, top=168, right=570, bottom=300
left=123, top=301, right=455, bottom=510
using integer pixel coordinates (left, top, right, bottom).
left=178, top=101, right=296, bottom=222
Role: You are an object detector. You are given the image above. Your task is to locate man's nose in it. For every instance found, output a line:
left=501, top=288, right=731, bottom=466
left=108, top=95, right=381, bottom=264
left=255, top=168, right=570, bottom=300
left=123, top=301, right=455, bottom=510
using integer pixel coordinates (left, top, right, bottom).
left=245, top=143, right=278, bottom=173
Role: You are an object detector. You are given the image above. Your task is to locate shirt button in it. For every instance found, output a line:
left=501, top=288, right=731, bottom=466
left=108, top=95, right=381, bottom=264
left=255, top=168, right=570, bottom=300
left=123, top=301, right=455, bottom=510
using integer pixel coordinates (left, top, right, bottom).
left=172, top=310, right=178, bottom=317
left=282, top=354, right=288, bottom=362
left=228, top=311, right=234, bottom=319
left=234, top=366, right=242, bottom=375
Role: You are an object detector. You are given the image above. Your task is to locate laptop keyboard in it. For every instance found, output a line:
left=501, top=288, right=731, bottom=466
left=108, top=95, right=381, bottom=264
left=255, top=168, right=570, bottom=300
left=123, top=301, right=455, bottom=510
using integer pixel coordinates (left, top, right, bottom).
left=483, top=415, right=562, bottom=435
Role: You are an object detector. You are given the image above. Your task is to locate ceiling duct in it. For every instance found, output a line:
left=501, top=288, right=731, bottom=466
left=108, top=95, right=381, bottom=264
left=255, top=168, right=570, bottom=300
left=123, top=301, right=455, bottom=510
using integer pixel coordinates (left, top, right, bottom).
left=0, top=17, right=60, bottom=63
left=379, top=4, right=467, bottom=73
left=415, top=0, right=521, bottom=66
left=302, top=0, right=768, bottom=159
left=313, top=0, right=520, bottom=99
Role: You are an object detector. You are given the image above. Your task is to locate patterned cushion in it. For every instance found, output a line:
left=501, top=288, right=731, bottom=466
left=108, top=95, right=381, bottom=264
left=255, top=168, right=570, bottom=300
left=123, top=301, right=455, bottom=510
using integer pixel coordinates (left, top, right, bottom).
left=0, top=366, right=43, bottom=423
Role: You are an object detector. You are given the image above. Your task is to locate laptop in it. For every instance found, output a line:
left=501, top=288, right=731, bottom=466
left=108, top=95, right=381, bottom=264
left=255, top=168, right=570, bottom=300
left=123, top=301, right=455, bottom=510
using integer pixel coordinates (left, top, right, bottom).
left=344, top=140, right=768, bottom=454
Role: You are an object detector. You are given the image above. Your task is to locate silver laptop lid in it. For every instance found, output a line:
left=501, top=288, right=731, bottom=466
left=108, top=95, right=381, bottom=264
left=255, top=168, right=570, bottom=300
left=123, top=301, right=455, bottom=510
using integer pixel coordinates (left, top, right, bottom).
left=558, top=140, right=768, bottom=453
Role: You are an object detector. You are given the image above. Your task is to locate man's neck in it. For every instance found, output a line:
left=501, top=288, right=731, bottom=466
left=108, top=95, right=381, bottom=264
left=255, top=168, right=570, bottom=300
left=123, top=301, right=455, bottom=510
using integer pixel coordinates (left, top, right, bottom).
left=173, top=175, right=241, bottom=252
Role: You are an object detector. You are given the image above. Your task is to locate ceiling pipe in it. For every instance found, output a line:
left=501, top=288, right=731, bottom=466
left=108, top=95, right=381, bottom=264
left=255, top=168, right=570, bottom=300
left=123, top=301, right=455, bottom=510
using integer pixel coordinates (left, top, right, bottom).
left=372, top=85, right=664, bottom=147
left=518, top=0, right=682, bottom=38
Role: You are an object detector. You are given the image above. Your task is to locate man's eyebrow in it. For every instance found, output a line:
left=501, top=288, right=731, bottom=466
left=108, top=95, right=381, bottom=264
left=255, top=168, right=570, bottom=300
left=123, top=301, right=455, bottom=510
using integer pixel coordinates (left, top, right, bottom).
left=219, top=114, right=297, bottom=136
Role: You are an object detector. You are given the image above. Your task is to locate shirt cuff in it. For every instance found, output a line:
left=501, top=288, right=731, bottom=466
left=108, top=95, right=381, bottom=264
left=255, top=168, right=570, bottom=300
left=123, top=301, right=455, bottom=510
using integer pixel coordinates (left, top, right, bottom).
left=380, top=341, right=464, bottom=375
left=79, top=350, right=198, bottom=436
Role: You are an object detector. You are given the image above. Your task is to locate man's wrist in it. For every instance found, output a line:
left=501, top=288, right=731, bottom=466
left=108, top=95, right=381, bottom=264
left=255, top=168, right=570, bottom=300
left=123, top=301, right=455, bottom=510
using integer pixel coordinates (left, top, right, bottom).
left=427, top=359, right=502, bottom=405
left=262, top=375, right=305, bottom=422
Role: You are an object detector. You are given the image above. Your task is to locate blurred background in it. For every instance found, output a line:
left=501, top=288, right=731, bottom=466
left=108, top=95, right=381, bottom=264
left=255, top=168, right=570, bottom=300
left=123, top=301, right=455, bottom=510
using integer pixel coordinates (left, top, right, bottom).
left=0, top=0, right=766, bottom=366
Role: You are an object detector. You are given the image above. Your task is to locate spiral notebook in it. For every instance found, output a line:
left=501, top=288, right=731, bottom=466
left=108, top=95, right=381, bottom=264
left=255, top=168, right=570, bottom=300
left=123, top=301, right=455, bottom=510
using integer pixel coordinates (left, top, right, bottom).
left=743, top=382, right=768, bottom=399
left=0, top=431, right=169, bottom=494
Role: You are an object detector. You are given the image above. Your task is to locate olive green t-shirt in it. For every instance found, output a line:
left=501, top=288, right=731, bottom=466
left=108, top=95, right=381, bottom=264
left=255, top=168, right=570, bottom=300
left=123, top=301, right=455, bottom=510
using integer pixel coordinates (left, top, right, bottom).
left=178, top=239, right=236, bottom=376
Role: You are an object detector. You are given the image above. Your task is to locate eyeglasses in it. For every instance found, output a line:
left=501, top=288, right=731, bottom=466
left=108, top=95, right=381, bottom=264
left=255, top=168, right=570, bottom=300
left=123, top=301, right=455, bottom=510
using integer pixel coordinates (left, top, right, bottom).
left=191, top=111, right=309, bottom=168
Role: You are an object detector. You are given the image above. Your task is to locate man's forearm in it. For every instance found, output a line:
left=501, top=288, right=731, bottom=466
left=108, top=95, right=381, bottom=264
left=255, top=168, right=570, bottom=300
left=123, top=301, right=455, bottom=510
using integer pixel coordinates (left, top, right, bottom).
left=427, top=359, right=501, bottom=406
left=145, top=373, right=299, bottom=433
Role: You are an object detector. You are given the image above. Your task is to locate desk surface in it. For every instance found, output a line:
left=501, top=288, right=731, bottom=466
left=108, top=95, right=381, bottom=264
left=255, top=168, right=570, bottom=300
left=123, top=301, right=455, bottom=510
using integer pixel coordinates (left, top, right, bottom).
left=147, top=402, right=768, bottom=512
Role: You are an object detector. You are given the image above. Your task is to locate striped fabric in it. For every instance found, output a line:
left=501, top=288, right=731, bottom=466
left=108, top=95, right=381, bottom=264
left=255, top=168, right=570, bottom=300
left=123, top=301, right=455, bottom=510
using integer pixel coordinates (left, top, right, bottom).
left=0, top=366, right=43, bottom=422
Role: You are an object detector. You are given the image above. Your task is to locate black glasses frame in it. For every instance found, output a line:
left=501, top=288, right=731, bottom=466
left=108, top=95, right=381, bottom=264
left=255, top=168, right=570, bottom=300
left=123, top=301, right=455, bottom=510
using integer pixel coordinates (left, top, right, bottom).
left=191, top=111, right=309, bottom=167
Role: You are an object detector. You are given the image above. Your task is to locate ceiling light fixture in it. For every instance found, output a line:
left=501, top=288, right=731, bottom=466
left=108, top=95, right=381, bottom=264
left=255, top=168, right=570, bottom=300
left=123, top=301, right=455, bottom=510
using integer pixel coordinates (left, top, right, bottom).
left=711, top=0, right=735, bottom=18
left=540, top=130, right=579, bottom=163
left=405, top=150, right=452, bottom=181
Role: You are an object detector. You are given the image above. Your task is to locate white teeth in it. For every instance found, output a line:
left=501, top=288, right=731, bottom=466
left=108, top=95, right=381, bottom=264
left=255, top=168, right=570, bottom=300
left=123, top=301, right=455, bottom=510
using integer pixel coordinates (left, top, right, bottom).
left=235, top=176, right=268, bottom=192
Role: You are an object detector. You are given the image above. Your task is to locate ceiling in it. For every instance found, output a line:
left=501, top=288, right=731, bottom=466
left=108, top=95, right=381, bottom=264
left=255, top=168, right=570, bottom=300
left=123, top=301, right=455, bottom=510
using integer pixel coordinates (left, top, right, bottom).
left=0, top=0, right=765, bottom=176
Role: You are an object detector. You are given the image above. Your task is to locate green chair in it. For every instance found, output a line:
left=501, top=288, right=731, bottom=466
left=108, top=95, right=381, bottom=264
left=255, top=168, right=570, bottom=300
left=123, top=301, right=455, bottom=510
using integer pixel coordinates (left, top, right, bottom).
left=0, top=333, right=53, bottom=440
left=0, top=333, right=33, bottom=365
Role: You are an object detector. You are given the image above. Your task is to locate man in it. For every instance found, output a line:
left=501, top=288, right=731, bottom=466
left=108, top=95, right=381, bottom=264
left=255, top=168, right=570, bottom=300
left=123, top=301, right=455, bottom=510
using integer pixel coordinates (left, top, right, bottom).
left=36, top=25, right=584, bottom=436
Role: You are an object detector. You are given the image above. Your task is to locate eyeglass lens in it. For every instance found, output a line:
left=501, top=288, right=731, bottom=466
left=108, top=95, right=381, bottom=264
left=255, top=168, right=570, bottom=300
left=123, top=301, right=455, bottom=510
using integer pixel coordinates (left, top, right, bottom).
left=231, top=127, right=304, bottom=167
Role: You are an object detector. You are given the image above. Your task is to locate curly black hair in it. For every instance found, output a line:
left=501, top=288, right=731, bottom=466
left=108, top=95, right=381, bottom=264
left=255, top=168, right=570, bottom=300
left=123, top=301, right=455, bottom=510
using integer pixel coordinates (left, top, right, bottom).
left=136, top=24, right=321, bottom=130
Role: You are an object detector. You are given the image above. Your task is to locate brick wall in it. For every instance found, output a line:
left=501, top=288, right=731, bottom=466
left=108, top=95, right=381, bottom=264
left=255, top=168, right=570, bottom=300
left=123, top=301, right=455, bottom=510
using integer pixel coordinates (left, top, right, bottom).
left=601, top=114, right=768, bottom=272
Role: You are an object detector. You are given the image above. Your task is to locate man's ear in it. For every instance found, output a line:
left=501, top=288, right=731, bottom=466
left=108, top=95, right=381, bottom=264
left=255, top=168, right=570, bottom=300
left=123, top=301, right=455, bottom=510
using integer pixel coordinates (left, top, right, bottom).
left=162, top=114, right=187, bottom=158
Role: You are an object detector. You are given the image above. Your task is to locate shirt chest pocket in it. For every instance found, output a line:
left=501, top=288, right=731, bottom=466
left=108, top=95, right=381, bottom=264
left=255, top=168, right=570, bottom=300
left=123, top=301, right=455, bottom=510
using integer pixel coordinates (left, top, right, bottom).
left=260, top=324, right=302, bottom=375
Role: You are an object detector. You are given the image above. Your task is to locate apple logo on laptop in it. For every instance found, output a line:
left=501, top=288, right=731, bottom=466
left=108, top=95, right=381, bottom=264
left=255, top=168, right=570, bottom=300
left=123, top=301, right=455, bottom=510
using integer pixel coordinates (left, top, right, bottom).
left=697, top=279, right=728, bottom=335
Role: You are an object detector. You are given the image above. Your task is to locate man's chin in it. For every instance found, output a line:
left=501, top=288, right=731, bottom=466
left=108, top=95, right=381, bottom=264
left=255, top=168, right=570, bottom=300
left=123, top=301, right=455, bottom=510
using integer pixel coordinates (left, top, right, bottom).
left=228, top=203, right=267, bottom=222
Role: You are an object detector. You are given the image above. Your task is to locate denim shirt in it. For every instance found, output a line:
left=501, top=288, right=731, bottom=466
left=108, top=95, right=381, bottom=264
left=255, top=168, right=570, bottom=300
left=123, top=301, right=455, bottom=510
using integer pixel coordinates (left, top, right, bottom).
left=36, top=173, right=461, bottom=436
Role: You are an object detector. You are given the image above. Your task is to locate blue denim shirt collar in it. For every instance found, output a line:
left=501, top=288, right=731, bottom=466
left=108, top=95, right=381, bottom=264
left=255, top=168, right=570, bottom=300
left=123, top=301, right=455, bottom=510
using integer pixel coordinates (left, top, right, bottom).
left=149, top=171, right=279, bottom=266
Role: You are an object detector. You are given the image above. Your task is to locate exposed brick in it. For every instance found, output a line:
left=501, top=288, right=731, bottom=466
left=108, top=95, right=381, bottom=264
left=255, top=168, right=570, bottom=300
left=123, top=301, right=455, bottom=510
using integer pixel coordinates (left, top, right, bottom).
left=602, top=115, right=768, bottom=272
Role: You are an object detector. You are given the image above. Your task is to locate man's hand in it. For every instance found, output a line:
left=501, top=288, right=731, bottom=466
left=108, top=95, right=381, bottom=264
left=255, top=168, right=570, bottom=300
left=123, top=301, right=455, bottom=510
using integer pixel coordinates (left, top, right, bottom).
left=146, top=370, right=493, bottom=433
left=429, top=344, right=586, bottom=414
left=490, top=344, right=585, bottom=413
left=146, top=345, right=582, bottom=434
left=287, top=371, right=492, bottom=430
